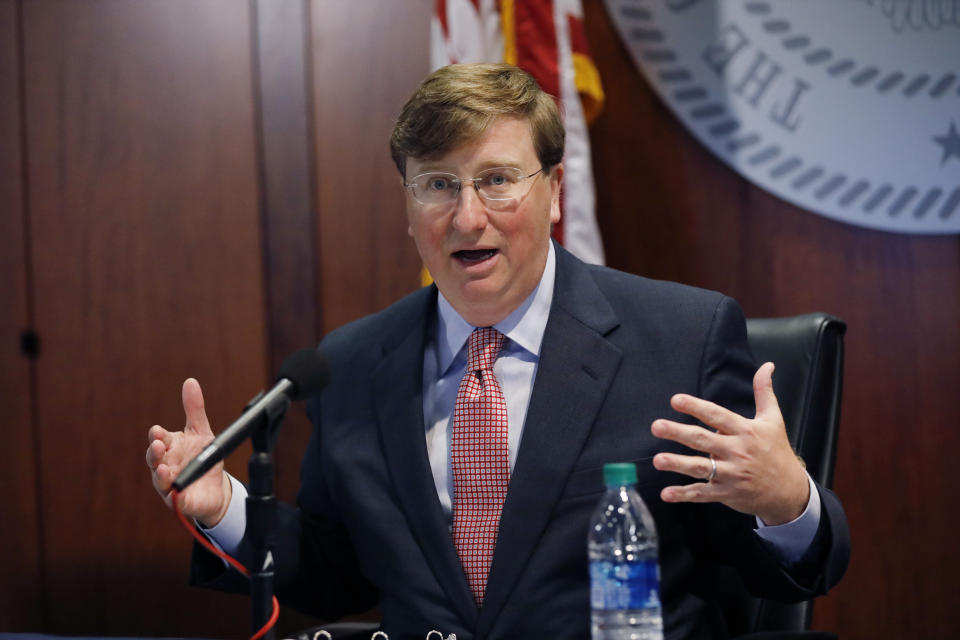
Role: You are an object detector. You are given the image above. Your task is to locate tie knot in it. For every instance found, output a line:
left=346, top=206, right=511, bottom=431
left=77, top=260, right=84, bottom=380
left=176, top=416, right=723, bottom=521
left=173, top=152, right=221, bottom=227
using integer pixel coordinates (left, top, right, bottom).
left=466, top=327, right=505, bottom=373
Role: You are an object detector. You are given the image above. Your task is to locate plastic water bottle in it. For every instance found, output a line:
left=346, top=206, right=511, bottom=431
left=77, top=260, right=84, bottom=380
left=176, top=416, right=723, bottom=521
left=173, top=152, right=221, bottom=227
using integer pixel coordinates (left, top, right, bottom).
left=588, top=462, right=663, bottom=640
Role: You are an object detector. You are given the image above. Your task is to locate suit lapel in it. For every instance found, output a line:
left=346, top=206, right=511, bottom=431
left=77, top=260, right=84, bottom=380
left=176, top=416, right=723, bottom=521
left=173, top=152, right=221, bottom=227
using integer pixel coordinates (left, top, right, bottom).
left=479, top=247, right=623, bottom=632
left=371, top=287, right=478, bottom=627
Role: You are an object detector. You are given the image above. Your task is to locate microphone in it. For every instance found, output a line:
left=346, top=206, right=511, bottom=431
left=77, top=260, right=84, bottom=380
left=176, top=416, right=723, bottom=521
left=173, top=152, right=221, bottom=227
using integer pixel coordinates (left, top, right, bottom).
left=172, top=348, right=329, bottom=491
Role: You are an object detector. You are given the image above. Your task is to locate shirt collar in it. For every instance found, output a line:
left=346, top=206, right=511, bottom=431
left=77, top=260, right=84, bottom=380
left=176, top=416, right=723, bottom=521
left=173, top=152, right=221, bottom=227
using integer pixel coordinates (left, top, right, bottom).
left=436, top=241, right=556, bottom=376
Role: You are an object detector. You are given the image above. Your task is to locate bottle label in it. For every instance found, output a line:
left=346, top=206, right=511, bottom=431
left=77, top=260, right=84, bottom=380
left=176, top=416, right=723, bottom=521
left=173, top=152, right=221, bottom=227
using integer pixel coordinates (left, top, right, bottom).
left=589, top=559, right=661, bottom=610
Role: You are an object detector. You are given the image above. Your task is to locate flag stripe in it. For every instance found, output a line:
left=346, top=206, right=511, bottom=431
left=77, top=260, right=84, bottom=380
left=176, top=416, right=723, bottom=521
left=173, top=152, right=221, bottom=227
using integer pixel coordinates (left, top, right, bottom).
left=501, top=0, right=517, bottom=64
left=513, top=0, right=560, bottom=98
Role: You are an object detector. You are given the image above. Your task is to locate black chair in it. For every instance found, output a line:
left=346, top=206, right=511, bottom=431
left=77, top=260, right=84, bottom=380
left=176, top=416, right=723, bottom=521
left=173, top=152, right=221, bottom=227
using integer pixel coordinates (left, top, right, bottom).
left=722, top=312, right=847, bottom=640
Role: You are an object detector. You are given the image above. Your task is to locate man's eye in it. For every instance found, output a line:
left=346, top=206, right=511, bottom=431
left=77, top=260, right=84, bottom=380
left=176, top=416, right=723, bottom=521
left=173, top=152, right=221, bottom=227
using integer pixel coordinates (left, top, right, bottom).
left=426, top=177, right=451, bottom=191
left=483, top=173, right=515, bottom=188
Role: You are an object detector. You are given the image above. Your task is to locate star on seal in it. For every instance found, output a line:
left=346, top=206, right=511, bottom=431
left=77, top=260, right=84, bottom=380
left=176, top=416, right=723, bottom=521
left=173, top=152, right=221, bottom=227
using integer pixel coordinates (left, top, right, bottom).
left=934, top=121, right=960, bottom=166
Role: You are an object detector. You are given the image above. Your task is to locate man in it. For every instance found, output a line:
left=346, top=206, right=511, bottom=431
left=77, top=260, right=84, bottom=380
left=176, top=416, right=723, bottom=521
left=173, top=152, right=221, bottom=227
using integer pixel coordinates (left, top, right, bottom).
left=146, top=64, right=849, bottom=639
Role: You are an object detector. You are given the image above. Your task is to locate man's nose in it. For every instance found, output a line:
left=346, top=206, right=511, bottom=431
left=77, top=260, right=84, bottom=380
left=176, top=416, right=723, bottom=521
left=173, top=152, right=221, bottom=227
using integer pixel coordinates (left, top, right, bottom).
left=451, top=182, right=488, bottom=232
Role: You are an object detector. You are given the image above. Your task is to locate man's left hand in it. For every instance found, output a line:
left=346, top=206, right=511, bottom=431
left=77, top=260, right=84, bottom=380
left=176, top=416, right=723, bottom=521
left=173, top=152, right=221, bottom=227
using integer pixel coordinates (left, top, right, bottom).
left=651, top=362, right=810, bottom=525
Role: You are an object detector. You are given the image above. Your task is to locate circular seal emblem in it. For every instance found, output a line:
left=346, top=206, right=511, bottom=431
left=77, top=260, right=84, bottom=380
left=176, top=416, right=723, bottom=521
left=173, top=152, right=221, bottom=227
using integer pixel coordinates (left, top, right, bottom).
left=605, top=0, right=960, bottom=234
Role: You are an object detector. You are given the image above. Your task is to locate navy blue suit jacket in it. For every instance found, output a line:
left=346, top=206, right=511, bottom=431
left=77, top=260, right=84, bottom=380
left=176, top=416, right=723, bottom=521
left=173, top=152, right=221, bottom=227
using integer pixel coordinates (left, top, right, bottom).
left=193, top=245, right=849, bottom=640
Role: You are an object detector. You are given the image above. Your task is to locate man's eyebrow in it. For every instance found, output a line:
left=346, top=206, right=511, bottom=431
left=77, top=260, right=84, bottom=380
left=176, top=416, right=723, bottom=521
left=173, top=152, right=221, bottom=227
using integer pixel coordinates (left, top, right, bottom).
left=409, top=161, right=449, bottom=173
left=475, top=160, right=524, bottom=171
left=413, top=159, right=525, bottom=175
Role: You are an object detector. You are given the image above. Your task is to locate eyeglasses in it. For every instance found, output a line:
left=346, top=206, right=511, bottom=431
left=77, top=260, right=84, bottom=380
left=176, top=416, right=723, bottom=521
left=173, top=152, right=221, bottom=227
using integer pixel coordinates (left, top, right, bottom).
left=403, top=166, right=544, bottom=209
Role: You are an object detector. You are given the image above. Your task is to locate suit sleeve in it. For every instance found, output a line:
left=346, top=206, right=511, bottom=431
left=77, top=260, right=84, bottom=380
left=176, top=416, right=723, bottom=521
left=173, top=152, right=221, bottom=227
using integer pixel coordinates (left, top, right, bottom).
left=266, top=394, right=379, bottom=619
left=187, top=394, right=379, bottom=621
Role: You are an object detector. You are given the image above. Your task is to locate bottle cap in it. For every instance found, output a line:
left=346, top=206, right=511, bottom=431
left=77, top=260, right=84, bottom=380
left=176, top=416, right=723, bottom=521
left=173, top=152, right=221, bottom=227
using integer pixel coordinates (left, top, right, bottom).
left=603, top=462, right=638, bottom=487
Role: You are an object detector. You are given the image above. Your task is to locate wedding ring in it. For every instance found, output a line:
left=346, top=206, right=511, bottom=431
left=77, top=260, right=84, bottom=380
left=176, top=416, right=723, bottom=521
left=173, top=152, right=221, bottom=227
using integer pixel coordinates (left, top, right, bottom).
left=706, top=456, right=717, bottom=483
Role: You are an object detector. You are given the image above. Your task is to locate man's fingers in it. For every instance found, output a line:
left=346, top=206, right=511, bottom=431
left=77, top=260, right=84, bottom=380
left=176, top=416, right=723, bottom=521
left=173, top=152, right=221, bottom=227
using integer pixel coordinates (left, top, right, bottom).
left=669, top=393, right=741, bottom=434
left=158, top=477, right=182, bottom=511
left=753, top=362, right=780, bottom=420
left=182, top=378, right=213, bottom=436
left=651, top=419, right=725, bottom=455
left=653, top=452, right=716, bottom=481
left=147, top=424, right=172, bottom=447
left=145, top=439, right=167, bottom=470
left=152, top=463, right=206, bottom=516
left=152, top=462, right=174, bottom=494
left=660, top=481, right=718, bottom=504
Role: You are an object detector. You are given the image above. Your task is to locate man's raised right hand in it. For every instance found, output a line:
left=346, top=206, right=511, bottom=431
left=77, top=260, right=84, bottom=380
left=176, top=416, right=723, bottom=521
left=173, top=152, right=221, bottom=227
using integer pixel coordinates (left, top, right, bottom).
left=146, top=378, right=231, bottom=528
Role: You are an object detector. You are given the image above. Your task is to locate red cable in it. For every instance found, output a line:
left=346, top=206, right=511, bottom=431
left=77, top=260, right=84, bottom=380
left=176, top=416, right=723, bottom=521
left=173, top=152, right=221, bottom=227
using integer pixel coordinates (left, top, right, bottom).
left=169, top=489, right=280, bottom=640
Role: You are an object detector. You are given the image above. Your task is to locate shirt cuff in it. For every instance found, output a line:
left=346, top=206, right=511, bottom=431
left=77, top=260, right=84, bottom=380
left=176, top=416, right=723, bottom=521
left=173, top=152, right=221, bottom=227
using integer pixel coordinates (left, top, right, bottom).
left=196, top=473, right=248, bottom=557
left=754, top=473, right=821, bottom=564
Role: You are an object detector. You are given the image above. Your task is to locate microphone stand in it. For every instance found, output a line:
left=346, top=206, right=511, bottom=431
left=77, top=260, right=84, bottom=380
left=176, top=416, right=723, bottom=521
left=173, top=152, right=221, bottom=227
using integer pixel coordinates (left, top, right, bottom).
left=173, top=348, right=328, bottom=639
left=244, top=389, right=291, bottom=640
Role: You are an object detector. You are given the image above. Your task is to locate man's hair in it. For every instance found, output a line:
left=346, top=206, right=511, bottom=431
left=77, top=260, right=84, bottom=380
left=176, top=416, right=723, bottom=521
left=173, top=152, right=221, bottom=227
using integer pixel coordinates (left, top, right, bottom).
left=389, top=63, right=565, bottom=177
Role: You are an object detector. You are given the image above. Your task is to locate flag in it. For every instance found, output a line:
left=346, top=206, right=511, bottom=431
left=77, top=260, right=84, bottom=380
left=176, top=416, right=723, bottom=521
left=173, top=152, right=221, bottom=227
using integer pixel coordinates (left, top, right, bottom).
left=430, top=0, right=605, bottom=268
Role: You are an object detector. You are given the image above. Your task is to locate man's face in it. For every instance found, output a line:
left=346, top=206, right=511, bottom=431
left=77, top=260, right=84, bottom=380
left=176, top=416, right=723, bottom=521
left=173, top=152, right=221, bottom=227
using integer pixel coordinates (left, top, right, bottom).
left=404, top=117, right=562, bottom=327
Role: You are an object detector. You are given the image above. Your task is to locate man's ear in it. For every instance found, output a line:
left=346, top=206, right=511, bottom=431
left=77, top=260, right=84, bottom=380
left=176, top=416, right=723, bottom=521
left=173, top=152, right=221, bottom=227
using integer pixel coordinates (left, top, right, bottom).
left=549, top=163, right=564, bottom=224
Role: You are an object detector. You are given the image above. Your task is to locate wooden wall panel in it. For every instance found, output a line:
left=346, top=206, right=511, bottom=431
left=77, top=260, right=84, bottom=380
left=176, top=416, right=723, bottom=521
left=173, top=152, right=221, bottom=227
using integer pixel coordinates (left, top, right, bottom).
left=583, top=3, right=960, bottom=638
left=21, top=0, right=266, bottom=635
left=310, top=0, right=432, bottom=335
left=253, top=0, right=319, bottom=511
left=255, top=0, right=319, bottom=376
left=253, top=1, right=327, bottom=633
left=0, top=0, right=43, bottom=630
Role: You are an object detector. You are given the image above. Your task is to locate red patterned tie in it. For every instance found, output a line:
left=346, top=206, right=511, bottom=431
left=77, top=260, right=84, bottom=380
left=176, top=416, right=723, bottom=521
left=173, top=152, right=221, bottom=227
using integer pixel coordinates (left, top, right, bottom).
left=451, top=327, right=509, bottom=606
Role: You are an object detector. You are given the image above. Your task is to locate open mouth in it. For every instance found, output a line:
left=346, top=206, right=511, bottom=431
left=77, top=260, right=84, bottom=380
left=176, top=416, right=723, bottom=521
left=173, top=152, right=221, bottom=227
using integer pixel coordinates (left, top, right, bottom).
left=453, top=248, right=499, bottom=263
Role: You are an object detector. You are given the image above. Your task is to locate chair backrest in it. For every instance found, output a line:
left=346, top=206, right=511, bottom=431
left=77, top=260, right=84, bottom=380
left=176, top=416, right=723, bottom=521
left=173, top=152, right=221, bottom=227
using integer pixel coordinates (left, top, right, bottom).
left=747, top=313, right=846, bottom=489
left=722, top=312, right=846, bottom=637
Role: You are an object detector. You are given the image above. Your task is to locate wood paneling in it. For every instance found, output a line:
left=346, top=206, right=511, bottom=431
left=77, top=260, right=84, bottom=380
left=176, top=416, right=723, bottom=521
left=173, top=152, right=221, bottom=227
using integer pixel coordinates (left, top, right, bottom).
left=0, top=0, right=44, bottom=630
left=310, top=0, right=431, bottom=334
left=255, top=0, right=318, bottom=374
left=583, top=3, right=960, bottom=638
left=21, top=0, right=266, bottom=635
left=252, top=1, right=327, bottom=633
left=252, top=0, right=319, bottom=511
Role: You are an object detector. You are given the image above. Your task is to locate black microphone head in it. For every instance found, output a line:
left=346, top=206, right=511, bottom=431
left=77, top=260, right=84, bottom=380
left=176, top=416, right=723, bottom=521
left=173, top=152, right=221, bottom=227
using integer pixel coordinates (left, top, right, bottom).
left=276, top=348, right=330, bottom=400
